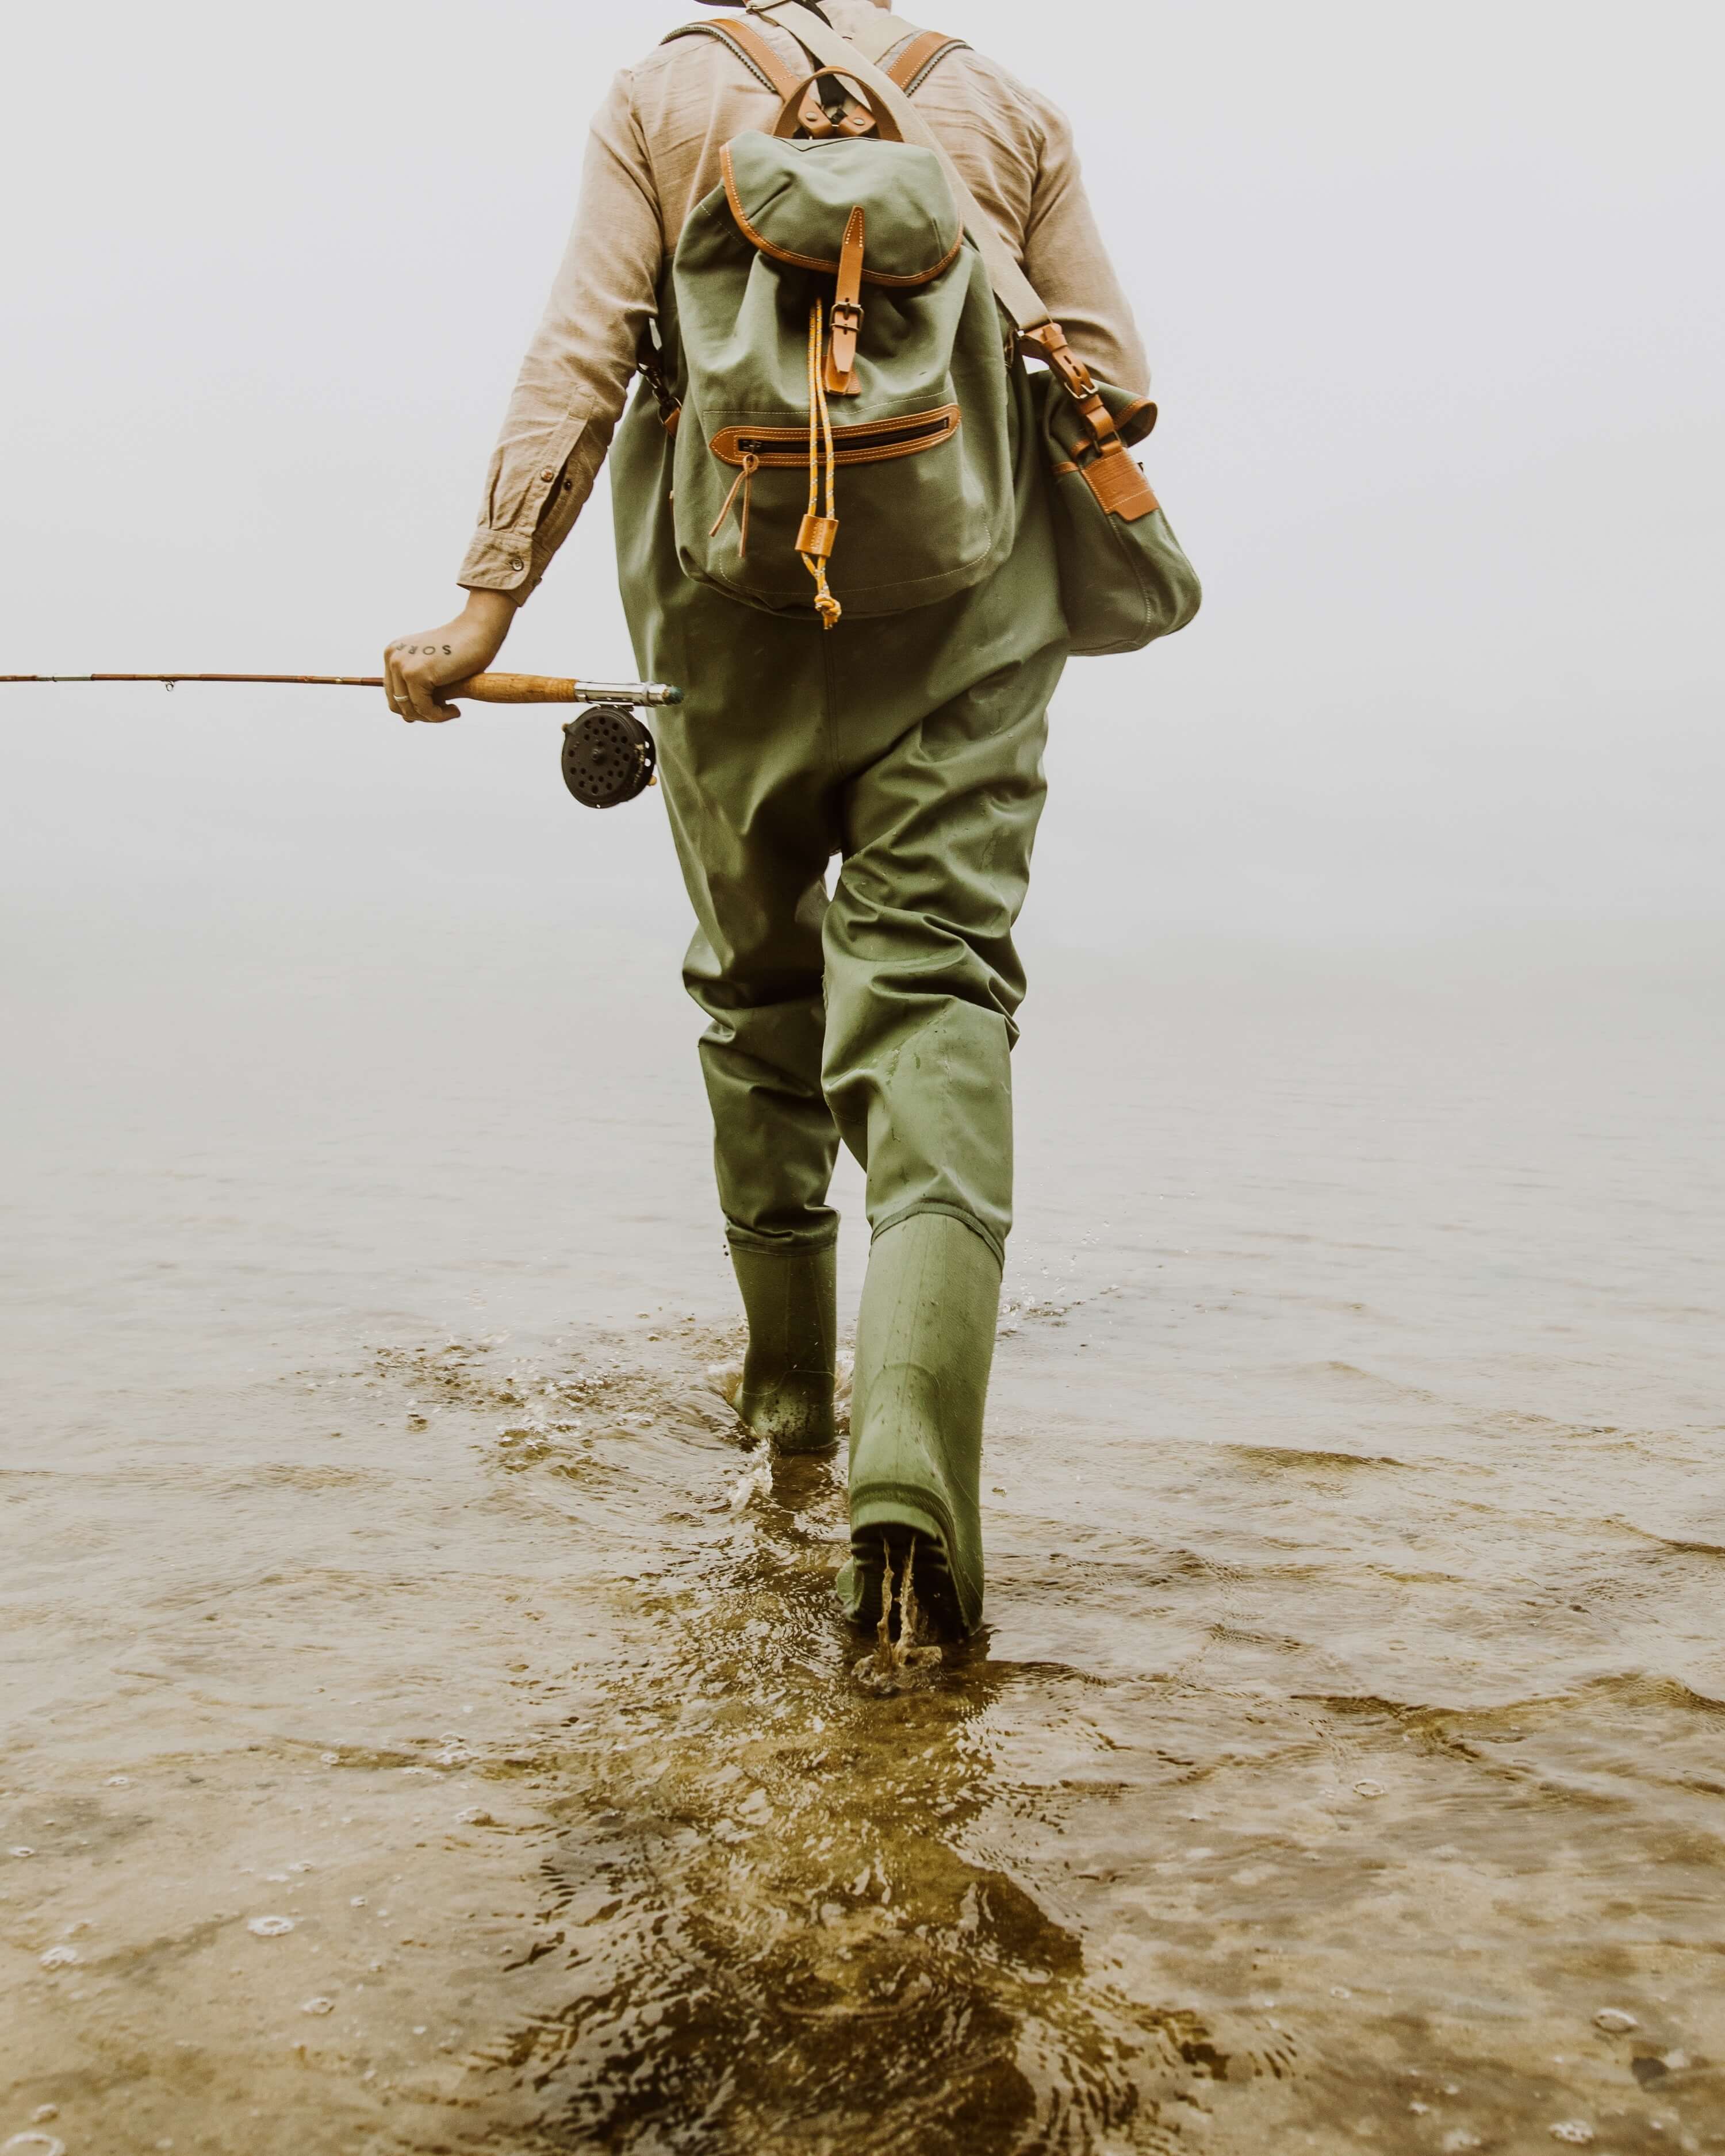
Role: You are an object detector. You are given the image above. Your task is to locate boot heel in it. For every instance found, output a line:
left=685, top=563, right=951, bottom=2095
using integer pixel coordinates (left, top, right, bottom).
left=845, top=1517, right=964, bottom=1640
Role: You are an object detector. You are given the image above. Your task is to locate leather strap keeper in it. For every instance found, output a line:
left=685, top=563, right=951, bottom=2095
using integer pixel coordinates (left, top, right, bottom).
left=796, top=513, right=839, bottom=558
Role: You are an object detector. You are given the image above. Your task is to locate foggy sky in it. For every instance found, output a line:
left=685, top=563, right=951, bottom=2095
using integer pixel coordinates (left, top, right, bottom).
left=3, top=0, right=1721, bottom=951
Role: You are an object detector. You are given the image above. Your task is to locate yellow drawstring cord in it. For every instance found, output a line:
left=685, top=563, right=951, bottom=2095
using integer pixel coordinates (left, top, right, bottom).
left=800, top=301, right=841, bottom=630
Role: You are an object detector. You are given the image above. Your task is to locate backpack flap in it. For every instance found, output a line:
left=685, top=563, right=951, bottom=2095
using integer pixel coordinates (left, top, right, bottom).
left=719, top=132, right=960, bottom=287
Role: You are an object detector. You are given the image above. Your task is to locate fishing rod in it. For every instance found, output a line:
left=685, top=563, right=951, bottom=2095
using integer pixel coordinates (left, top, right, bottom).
left=0, top=670, right=684, bottom=807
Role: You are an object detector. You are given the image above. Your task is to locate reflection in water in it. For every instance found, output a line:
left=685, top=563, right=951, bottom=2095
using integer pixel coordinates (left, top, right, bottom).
left=484, top=1444, right=1168, bottom=2156
left=4, top=939, right=1724, bottom=2151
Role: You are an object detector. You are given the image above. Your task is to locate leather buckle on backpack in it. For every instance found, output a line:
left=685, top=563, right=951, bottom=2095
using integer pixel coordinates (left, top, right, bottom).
left=1021, top=322, right=1098, bottom=400
left=1021, top=322, right=1128, bottom=462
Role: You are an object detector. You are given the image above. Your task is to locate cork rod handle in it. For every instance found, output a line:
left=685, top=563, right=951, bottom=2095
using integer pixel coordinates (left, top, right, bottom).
left=445, top=673, right=578, bottom=704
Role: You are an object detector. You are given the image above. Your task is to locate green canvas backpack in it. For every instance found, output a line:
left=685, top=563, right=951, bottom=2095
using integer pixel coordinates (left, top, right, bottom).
left=647, top=3, right=1200, bottom=650
left=658, top=75, right=1014, bottom=623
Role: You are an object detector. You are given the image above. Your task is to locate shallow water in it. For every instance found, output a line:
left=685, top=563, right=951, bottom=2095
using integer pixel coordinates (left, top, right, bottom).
left=3, top=914, right=1723, bottom=2154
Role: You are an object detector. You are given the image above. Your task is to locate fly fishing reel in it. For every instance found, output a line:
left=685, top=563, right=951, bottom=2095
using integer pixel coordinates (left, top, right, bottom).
left=561, top=704, right=658, bottom=808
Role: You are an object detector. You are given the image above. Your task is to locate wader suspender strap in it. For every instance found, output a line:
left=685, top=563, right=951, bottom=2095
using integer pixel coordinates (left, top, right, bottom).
left=668, top=16, right=968, bottom=121
left=744, top=0, right=1153, bottom=505
left=676, top=16, right=804, bottom=101
left=877, top=30, right=968, bottom=95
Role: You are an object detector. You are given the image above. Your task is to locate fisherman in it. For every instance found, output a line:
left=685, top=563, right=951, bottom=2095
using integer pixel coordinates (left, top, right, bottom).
left=382, top=0, right=1152, bottom=1640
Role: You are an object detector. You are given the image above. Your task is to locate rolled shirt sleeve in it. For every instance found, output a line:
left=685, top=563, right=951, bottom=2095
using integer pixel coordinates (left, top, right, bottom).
left=458, top=74, right=664, bottom=600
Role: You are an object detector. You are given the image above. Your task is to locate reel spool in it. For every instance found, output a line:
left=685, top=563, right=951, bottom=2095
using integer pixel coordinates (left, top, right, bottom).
left=561, top=704, right=658, bottom=808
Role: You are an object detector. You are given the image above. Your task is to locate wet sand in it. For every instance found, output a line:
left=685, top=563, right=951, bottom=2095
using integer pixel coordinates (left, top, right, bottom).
left=3, top=914, right=1723, bottom=2153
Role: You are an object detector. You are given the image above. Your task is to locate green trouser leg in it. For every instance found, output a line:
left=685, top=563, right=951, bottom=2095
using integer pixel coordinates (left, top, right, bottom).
left=612, top=352, right=1067, bottom=1633
left=834, top=1212, right=1002, bottom=1636
left=728, top=1237, right=838, bottom=1452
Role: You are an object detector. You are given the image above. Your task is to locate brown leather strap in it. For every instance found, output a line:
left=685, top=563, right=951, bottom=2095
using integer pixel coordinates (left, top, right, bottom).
left=795, top=78, right=877, bottom=138
left=667, top=17, right=803, bottom=102
left=823, top=207, right=865, bottom=395
left=883, top=30, right=968, bottom=93
left=1020, top=321, right=1122, bottom=454
left=1023, top=324, right=1160, bottom=521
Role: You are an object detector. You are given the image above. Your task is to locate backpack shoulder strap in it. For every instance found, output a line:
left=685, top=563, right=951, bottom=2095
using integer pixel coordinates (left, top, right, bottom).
left=662, top=17, right=804, bottom=103
left=881, top=30, right=969, bottom=94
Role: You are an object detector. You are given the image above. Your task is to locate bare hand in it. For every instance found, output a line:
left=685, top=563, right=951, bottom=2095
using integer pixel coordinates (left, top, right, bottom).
left=384, top=590, right=516, bottom=723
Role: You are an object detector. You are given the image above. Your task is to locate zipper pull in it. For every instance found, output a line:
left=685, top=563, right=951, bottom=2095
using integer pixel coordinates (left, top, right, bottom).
left=708, top=452, right=761, bottom=556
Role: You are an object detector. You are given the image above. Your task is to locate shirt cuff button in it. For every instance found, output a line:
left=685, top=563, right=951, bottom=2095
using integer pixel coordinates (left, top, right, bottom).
left=508, top=556, right=524, bottom=571
left=539, top=467, right=557, bottom=482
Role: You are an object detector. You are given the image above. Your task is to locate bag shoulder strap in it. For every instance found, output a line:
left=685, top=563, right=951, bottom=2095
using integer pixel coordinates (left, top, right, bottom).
left=663, top=16, right=804, bottom=103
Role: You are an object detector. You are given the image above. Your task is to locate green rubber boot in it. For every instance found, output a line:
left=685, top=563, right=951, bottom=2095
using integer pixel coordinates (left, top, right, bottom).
left=835, top=1213, right=1002, bottom=1637
left=728, top=1240, right=839, bottom=1452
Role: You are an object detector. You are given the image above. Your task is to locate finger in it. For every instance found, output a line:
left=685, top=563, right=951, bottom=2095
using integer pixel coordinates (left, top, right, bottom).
left=404, top=668, right=453, bottom=725
left=393, top=656, right=438, bottom=724
left=382, top=653, right=408, bottom=719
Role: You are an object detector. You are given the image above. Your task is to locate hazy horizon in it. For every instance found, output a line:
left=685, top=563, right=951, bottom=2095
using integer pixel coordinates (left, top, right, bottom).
left=4, top=0, right=1722, bottom=953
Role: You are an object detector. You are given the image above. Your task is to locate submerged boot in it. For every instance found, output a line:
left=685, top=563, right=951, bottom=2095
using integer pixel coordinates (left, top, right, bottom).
left=728, top=1239, right=839, bottom=1452
left=835, top=1213, right=1001, bottom=1638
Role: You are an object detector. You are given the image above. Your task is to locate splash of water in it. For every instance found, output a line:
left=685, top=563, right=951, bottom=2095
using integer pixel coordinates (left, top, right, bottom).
left=854, top=1533, right=944, bottom=1694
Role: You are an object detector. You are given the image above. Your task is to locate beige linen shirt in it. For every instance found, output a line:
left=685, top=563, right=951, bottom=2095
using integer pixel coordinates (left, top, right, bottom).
left=458, top=0, right=1147, bottom=601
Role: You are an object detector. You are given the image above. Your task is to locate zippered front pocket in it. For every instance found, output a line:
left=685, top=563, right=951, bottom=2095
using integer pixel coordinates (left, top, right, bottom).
left=673, top=386, right=1008, bottom=617
left=709, top=405, right=960, bottom=469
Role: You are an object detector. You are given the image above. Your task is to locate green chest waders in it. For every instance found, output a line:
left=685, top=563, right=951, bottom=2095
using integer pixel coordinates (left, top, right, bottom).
left=613, top=354, right=1065, bottom=1633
